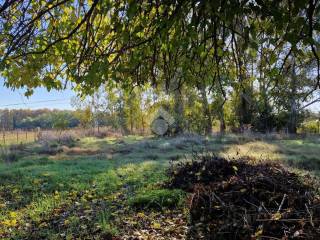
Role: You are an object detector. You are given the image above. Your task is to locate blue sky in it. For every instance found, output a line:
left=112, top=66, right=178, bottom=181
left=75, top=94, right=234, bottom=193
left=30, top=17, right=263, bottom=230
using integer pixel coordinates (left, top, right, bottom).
left=0, top=80, right=75, bottom=110
left=306, top=101, right=320, bottom=112
left=0, top=79, right=319, bottom=112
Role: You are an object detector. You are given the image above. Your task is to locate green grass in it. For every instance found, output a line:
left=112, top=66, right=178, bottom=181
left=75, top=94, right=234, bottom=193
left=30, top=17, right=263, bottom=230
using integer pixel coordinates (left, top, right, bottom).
left=0, top=135, right=194, bottom=239
left=128, top=189, right=185, bottom=209
left=0, top=134, right=319, bottom=239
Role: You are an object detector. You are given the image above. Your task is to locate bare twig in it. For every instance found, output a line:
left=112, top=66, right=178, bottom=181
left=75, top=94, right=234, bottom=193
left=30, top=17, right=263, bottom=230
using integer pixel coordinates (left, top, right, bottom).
left=277, top=194, right=287, bottom=212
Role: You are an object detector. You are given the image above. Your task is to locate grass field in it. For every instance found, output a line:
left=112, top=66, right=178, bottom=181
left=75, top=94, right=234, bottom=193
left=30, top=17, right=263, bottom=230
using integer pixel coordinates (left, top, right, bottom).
left=0, top=134, right=319, bottom=239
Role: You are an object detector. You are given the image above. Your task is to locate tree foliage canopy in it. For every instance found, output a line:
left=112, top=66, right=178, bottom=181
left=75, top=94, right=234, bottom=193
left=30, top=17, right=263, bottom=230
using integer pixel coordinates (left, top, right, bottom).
left=0, top=0, right=319, bottom=95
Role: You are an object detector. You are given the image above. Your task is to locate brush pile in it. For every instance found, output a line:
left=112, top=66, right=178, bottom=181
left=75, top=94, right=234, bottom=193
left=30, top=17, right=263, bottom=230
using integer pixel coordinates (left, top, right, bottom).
left=168, top=153, right=320, bottom=239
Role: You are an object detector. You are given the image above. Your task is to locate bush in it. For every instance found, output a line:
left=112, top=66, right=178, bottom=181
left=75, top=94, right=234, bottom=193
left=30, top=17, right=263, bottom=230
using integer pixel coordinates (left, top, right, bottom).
left=299, top=120, right=319, bottom=134
left=0, top=146, right=18, bottom=163
left=128, top=189, right=185, bottom=209
left=9, top=143, right=26, bottom=152
left=37, top=142, right=63, bottom=155
left=58, top=135, right=76, bottom=147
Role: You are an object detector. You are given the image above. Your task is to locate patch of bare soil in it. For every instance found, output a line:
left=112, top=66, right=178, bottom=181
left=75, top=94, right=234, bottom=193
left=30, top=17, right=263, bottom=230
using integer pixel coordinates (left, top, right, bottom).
left=168, top=153, right=320, bottom=239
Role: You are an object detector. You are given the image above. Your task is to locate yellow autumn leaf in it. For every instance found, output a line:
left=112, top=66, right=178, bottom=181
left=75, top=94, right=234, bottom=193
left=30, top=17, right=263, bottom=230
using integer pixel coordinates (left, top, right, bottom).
left=137, top=212, right=145, bottom=218
left=151, top=222, right=161, bottom=229
left=9, top=211, right=17, bottom=218
left=254, top=229, right=263, bottom=237
left=2, top=219, right=17, bottom=227
left=272, top=212, right=282, bottom=220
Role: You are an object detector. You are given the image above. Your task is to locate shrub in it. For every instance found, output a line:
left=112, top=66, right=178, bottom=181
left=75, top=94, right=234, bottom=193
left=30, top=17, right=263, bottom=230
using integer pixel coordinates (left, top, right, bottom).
left=58, top=135, right=76, bottom=147
left=37, top=142, right=63, bottom=155
left=9, top=143, right=26, bottom=152
left=299, top=120, right=319, bottom=134
left=0, top=146, right=18, bottom=163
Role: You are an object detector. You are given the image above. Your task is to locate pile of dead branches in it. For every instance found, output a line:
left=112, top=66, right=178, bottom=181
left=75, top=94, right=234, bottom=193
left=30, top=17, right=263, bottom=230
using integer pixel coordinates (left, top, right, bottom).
left=168, top=153, right=320, bottom=239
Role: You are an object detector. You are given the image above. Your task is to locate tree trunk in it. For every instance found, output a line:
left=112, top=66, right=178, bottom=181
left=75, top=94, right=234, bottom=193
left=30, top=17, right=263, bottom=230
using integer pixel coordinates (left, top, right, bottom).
left=288, top=61, right=297, bottom=134
left=238, top=58, right=250, bottom=130
left=130, top=108, right=134, bottom=133
left=118, top=92, right=129, bottom=135
left=288, top=99, right=297, bottom=134
left=219, top=109, right=226, bottom=133
left=173, top=88, right=184, bottom=134
left=141, top=115, right=145, bottom=135
left=199, top=84, right=212, bottom=135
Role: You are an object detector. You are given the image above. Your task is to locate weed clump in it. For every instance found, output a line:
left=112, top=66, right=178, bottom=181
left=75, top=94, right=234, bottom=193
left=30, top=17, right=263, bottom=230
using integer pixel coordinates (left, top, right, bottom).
left=168, top=153, right=320, bottom=239
left=37, top=142, right=63, bottom=155
left=128, top=189, right=185, bottom=209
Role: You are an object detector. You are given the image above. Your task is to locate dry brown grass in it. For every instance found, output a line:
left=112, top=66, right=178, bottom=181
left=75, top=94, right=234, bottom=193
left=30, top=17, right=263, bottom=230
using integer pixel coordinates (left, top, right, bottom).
left=0, top=130, right=37, bottom=146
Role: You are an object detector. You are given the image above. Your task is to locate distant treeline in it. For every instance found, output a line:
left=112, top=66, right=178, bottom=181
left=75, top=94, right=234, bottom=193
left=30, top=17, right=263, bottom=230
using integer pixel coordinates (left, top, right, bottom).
left=0, top=106, right=319, bottom=134
left=0, top=109, right=80, bottom=130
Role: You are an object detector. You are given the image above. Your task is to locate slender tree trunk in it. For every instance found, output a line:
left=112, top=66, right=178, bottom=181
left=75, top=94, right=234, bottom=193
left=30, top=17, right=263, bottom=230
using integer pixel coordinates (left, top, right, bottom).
left=199, top=84, right=212, bottom=135
left=259, top=47, right=269, bottom=132
left=288, top=99, right=297, bottom=134
left=141, top=115, right=145, bottom=135
left=219, top=107, right=226, bottom=133
left=238, top=58, right=248, bottom=131
left=129, top=107, right=134, bottom=133
left=288, top=61, right=297, bottom=134
left=118, top=92, right=129, bottom=135
left=173, top=88, right=184, bottom=134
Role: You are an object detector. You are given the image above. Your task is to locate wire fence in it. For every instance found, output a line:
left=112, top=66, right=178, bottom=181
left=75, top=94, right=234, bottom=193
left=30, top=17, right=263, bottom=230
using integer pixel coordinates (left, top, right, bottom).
left=0, top=129, right=39, bottom=146
left=0, top=124, right=318, bottom=147
left=0, top=127, right=124, bottom=146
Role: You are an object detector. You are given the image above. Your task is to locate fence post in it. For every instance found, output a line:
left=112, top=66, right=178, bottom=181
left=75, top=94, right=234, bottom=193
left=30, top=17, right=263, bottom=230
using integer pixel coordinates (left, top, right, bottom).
left=37, top=127, right=41, bottom=141
left=2, top=130, right=5, bottom=145
left=16, top=130, right=19, bottom=143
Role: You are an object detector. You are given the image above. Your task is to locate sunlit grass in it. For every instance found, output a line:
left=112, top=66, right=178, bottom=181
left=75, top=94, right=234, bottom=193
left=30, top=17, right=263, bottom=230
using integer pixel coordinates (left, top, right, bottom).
left=0, top=134, right=319, bottom=238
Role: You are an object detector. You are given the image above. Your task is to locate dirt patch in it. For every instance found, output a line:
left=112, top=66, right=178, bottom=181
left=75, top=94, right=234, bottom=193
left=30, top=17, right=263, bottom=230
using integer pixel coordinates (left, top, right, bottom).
left=168, top=154, right=320, bottom=239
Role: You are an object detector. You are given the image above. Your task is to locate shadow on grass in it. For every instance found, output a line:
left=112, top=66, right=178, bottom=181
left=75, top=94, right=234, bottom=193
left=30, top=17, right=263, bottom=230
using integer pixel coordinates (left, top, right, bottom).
left=1, top=134, right=319, bottom=238
left=0, top=135, right=197, bottom=238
